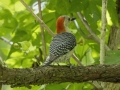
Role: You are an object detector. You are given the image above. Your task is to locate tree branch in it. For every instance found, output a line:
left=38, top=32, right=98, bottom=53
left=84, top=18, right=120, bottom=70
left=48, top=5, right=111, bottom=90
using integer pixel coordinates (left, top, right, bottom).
left=1, top=64, right=120, bottom=88
left=20, top=0, right=55, bottom=37
left=38, top=0, right=47, bottom=58
left=0, top=37, right=13, bottom=45
left=100, top=0, right=108, bottom=64
left=72, top=54, right=83, bottom=66
left=77, top=12, right=110, bottom=51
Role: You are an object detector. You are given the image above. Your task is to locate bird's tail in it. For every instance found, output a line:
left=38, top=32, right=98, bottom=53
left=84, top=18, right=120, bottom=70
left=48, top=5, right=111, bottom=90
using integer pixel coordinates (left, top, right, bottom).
left=42, top=56, right=53, bottom=66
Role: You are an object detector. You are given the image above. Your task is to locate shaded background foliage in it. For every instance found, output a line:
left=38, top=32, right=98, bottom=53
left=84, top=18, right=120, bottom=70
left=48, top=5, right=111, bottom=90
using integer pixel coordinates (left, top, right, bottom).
left=0, top=0, right=119, bottom=90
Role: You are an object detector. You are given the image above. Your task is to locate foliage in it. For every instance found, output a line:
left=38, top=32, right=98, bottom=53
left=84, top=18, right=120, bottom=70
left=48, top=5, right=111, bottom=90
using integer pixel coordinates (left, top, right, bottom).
left=0, top=0, right=118, bottom=90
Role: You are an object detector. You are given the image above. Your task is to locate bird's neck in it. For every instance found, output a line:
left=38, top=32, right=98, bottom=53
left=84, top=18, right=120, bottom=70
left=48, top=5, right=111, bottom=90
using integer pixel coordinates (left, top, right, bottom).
left=56, top=23, right=65, bottom=34
left=56, top=23, right=70, bottom=34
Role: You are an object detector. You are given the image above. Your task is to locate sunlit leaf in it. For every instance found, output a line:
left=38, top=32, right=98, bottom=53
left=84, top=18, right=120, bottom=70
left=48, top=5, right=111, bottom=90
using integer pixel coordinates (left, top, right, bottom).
left=105, top=50, right=120, bottom=64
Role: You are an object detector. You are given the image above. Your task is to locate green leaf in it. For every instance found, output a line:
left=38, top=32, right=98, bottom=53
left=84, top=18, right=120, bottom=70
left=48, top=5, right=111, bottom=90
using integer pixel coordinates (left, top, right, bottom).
left=47, top=0, right=57, bottom=10
left=19, top=41, right=31, bottom=51
left=68, top=83, right=84, bottom=90
left=56, top=0, right=70, bottom=14
left=105, top=50, right=120, bottom=64
left=69, top=0, right=87, bottom=12
left=44, top=83, right=66, bottom=90
left=107, top=0, right=119, bottom=26
left=81, top=48, right=95, bottom=65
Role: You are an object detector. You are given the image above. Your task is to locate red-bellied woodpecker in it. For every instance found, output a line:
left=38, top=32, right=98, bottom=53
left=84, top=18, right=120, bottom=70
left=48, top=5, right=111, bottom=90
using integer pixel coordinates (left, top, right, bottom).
left=42, top=15, right=76, bottom=66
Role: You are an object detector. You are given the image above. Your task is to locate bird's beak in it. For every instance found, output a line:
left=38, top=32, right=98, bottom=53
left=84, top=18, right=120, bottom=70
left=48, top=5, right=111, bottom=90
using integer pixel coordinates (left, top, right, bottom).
left=70, top=17, right=76, bottom=21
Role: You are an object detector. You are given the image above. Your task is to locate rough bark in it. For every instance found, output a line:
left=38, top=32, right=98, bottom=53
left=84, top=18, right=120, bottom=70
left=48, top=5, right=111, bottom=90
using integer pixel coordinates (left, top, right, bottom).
left=108, top=26, right=120, bottom=50
left=1, top=65, right=120, bottom=88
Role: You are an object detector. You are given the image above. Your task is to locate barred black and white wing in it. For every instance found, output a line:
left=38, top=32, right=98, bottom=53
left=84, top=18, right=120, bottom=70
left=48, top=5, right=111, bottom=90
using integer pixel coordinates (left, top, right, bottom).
left=42, top=32, right=76, bottom=66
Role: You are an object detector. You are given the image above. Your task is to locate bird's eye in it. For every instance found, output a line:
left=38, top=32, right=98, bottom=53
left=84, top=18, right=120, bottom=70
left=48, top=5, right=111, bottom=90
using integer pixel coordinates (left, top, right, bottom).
left=68, top=18, right=70, bottom=21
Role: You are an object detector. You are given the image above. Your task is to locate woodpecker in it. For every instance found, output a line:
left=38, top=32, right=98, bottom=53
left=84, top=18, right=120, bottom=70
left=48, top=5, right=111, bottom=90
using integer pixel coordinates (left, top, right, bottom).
left=42, top=15, right=76, bottom=66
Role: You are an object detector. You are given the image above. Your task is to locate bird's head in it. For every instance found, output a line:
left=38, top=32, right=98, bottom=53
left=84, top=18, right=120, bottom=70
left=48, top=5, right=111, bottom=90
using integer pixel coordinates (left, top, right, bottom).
left=56, top=15, right=76, bottom=34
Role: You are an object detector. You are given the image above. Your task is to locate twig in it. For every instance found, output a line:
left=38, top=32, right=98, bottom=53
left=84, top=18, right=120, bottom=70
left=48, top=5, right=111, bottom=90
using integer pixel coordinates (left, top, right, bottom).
left=0, top=57, right=5, bottom=66
left=0, top=37, right=13, bottom=45
left=77, top=12, right=100, bottom=43
left=20, top=0, right=55, bottom=37
left=0, top=56, right=7, bottom=68
left=100, top=0, right=108, bottom=64
left=0, top=37, right=11, bottom=67
left=72, top=54, right=83, bottom=66
left=38, top=0, right=47, bottom=58
left=65, top=84, right=71, bottom=90
left=72, top=15, right=88, bottom=39
left=77, top=12, right=110, bottom=51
